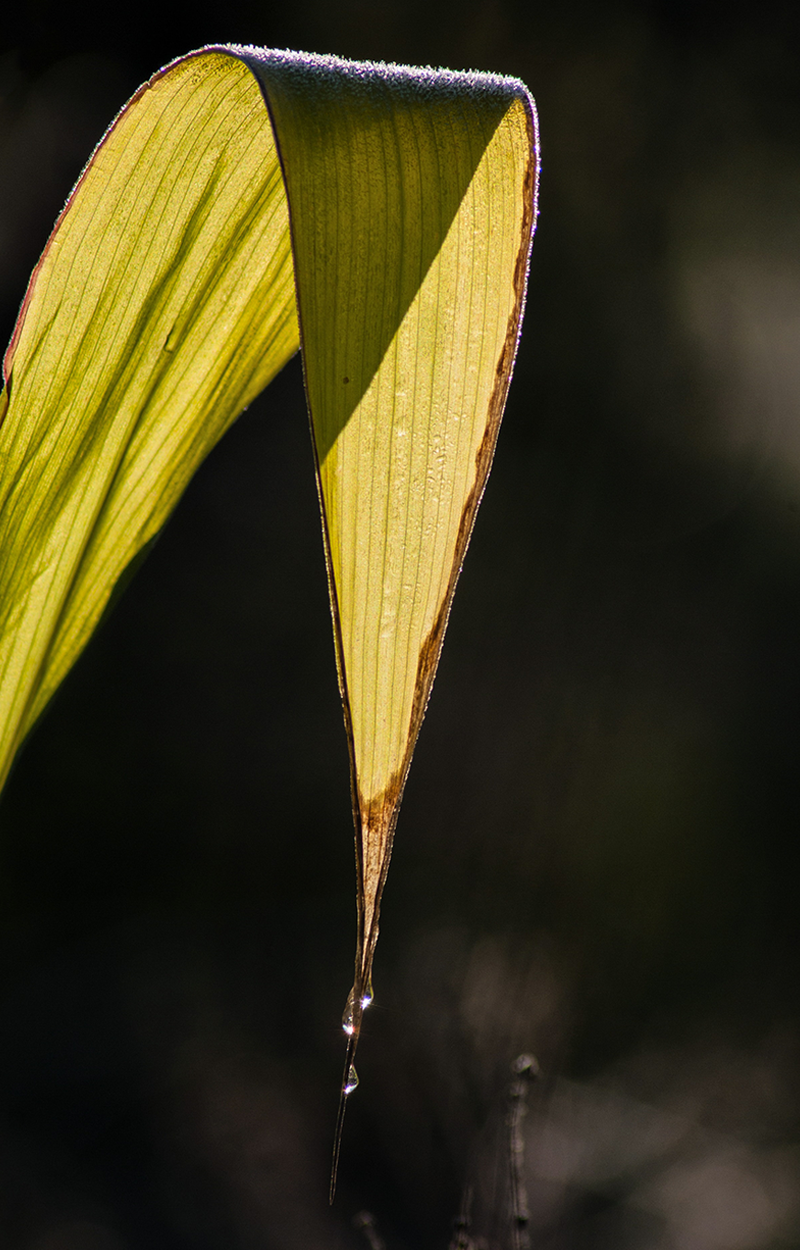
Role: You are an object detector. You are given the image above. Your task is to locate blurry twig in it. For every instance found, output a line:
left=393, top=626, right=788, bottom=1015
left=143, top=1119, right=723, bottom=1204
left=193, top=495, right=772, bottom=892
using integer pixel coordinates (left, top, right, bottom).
left=507, top=1053, right=539, bottom=1250
left=448, top=1183, right=475, bottom=1250
left=354, top=1210, right=387, bottom=1250
left=449, top=1053, right=541, bottom=1250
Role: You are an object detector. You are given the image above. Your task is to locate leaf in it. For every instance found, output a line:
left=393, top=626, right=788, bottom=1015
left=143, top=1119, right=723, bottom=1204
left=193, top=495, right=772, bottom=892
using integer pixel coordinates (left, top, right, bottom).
left=0, top=44, right=538, bottom=1176
left=240, top=53, right=539, bottom=1033
left=0, top=51, right=299, bottom=784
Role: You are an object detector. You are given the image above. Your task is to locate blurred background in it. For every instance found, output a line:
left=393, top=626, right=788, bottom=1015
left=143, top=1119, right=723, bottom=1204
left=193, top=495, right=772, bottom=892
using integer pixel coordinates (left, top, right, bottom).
left=1, top=2, right=800, bottom=1246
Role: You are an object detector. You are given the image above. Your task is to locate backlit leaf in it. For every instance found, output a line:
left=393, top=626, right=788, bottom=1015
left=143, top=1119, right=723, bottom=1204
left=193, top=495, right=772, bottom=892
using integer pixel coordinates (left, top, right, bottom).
left=0, top=51, right=298, bottom=784
left=0, top=44, right=538, bottom=1180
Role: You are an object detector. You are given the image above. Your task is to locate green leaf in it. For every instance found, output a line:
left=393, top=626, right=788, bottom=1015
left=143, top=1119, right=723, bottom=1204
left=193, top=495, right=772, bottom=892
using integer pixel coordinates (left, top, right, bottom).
left=0, top=44, right=538, bottom=1063
left=249, top=50, right=538, bottom=1010
left=0, top=51, right=299, bottom=780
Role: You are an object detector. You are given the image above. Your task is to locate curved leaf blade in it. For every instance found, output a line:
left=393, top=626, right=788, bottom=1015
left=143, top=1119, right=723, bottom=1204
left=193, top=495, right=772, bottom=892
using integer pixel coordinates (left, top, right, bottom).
left=0, top=53, right=539, bottom=1146
left=0, top=51, right=299, bottom=785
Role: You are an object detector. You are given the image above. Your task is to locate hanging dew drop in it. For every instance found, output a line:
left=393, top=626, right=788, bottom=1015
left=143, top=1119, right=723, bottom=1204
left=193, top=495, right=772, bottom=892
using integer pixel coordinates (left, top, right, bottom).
left=344, top=1064, right=359, bottom=1095
left=342, top=988, right=355, bottom=1035
left=360, top=974, right=374, bottom=1010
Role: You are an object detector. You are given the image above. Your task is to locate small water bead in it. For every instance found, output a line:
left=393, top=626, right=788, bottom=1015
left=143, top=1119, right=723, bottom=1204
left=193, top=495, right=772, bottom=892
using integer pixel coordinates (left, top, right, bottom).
left=342, top=988, right=356, bottom=1035
left=360, top=974, right=374, bottom=1010
left=343, top=980, right=374, bottom=1033
left=344, top=1064, right=359, bottom=1095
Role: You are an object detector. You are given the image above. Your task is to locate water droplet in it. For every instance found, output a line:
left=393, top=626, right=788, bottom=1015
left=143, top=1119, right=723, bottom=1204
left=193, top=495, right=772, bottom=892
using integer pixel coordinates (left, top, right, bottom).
left=344, top=1063, right=359, bottom=1095
left=342, top=988, right=355, bottom=1035
left=164, top=325, right=180, bottom=353
left=360, top=974, right=374, bottom=1010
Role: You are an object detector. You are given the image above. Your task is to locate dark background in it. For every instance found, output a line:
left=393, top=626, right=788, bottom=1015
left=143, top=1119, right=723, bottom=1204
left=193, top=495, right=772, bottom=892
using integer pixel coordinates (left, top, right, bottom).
left=1, top=2, right=800, bottom=1247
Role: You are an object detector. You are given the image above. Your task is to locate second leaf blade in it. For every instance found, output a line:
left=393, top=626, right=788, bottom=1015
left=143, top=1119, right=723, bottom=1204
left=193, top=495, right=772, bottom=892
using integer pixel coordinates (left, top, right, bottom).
left=248, top=50, right=539, bottom=996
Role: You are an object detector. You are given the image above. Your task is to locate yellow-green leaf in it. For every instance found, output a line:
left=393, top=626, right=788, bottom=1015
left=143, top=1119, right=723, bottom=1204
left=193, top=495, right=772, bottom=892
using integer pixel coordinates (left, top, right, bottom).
left=239, top=50, right=538, bottom=1029
left=0, top=51, right=299, bottom=784
left=0, top=45, right=538, bottom=1100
